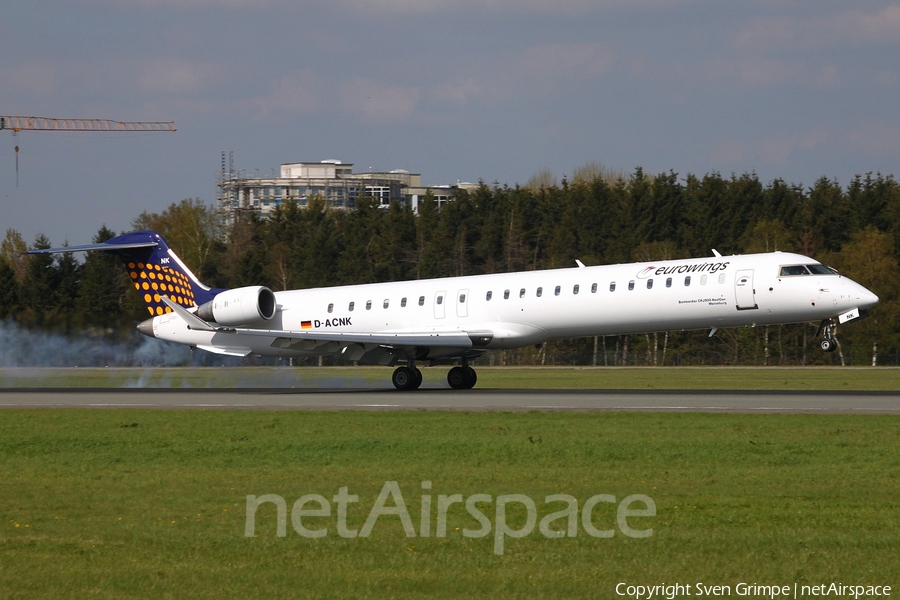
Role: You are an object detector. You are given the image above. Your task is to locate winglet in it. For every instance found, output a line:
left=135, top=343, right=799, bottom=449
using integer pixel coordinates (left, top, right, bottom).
left=575, top=259, right=586, bottom=268
left=712, top=249, right=722, bottom=257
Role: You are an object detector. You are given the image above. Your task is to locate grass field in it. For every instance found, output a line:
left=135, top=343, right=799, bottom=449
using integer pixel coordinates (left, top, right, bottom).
left=1, top=407, right=899, bottom=599
left=2, top=365, right=900, bottom=390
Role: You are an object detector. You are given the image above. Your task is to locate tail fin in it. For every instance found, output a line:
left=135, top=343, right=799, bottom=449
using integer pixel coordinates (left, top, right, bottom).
left=27, top=230, right=223, bottom=317
left=107, top=231, right=224, bottom=317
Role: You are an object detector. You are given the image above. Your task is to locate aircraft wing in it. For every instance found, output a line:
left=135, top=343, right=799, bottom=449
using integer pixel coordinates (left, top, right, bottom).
left=235, top=327, right=477, bottom=348
left=159, top=296, right=486, bottom=350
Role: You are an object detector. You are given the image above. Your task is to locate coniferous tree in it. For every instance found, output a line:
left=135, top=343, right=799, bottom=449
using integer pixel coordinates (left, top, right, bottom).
left=4, top=165, right=900, bottom=366
left=0, top=260, right=19, bottom=319
left=19, top=234, right=55, bottom=329
left=76, top=226, right=129, bottom=330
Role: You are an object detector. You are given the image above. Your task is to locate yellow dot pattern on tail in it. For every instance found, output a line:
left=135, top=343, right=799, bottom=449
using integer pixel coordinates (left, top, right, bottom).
left=127, top=261, right=197, bottom=316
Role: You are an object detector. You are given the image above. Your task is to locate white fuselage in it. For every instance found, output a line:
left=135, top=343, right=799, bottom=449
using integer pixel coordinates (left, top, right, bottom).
left=147, top=251, right=878, bottom=359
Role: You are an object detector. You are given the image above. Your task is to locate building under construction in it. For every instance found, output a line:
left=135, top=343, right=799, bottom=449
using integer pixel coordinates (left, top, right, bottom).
left=217, top=155, right=472, bottom=226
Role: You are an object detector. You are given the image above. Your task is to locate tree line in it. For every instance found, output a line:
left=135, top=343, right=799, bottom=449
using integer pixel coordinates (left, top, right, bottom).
left=2, top=168, right=898, bottom=366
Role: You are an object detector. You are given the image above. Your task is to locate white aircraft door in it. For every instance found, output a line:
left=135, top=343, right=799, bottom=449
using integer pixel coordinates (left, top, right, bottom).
left=434, top=291, right=446, bottom=319
left=457, top=289, right=469, bottom=318
left=734, top=270, right=758, bottom=310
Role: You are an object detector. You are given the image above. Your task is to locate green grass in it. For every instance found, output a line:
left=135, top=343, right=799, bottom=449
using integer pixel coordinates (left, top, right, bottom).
left=2, top=365, right=900, bottom=390
left=2, top=410, right=899, bottom=598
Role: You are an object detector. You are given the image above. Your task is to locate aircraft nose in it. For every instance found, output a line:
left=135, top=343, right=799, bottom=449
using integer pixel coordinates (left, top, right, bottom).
left=137, top=317, right=156, bottom=338
left=859, top=288, right=879, bottom=309
left=850, top=281, right=879, bottom=309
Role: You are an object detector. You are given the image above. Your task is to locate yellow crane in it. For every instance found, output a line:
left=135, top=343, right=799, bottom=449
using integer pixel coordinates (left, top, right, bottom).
left=1, top=115, right=176, bottom=185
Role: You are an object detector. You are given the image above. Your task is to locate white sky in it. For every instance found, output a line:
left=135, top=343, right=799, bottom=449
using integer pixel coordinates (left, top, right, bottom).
left=2, top=0, right=899, bottom=245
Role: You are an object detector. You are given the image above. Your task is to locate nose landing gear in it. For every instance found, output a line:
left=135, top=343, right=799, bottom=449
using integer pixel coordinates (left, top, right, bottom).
left=817, top=319, right=838, bottom=353
left=820, top=337, right=837, bottom=353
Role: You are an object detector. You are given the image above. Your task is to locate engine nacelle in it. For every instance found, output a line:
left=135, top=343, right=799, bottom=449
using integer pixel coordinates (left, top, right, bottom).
left=196, top=286, right=277, bottom=326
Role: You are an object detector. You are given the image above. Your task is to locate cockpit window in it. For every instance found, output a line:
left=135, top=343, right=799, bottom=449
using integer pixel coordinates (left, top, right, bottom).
left=780, top=265, right=810, bottom=276
left=806, top=264, right=836, bottom=275
left=780, top=264, right=837, bottom=276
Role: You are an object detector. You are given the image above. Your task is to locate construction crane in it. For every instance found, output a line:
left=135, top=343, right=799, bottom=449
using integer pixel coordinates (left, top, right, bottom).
left=0, top=116, right=176, bottom=133
left=1, top=115, right=176, bottom=185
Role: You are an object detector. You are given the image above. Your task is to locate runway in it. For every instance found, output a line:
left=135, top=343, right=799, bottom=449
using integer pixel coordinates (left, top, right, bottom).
left=1, top=388, right=899, bottom=413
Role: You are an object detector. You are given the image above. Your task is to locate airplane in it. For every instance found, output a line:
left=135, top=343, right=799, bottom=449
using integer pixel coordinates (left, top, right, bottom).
left=29, top=230, right=879, bottom=390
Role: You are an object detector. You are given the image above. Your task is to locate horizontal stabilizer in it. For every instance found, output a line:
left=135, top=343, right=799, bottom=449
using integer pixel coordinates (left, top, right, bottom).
left=160, top=296, right=219, bottom=332
left=26, top=240, right=158, bottom=254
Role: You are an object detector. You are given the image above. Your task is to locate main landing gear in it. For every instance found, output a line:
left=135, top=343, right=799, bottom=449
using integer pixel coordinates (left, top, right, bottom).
left=447, top=365, right=477, bottom=390
left=818, top=319, right=838, bottom=353
left=391, top=364, right=423, bottom=391
left=391, top=361, right=478, bottom=390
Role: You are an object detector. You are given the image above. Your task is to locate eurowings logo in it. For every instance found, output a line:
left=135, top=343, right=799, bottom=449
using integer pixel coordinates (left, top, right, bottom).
left=636, top=266, right=655, bottom=279
left=637, top=261, right=732, bottom=279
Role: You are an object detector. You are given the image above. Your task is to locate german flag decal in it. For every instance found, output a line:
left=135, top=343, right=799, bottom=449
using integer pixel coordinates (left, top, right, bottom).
left=301, top=321, right=312, bottom=329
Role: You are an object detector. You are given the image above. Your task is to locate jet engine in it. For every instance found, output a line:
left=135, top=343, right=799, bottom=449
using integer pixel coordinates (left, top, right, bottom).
left=195, top=286, right=276, bottom=326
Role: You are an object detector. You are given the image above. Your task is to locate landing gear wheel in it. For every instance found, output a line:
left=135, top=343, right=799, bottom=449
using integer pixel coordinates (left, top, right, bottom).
left=447, top=366, right=466, bottom=389
left=817, top=319, right=839, bottom=353
left=412, top=368, right=423, bottom=389
left=463, top=366, right=477, bottom=388
left=392, top=366, right=417, bottom=390
left=448, top=366, right=477, bottom=390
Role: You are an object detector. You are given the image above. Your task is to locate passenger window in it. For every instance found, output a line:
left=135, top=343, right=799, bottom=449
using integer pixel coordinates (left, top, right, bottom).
left=609, top=282, right=616, bottom=292
left=486, top=291, right=493, bottom=301
left=419, top=296, right=425, bottom=306
left=666, top=278, right=672, bottom=288
left=328, top=303, right=334, bottom=313
left=401, top=297, right=407, bottom=307
left=647, top=279, right=653, bottom=289
left=459, top=293, right=466, bottom=303
left=718, top=273, right=726, bottom=284
left=591, top=283, right=597, bottom=293
left=520, top=288, right=526, bottom=298
left=366, top=300, right=372, bottom=310
left=628, top=281, right=635, bottom=291
left=349, top=301, right=355, bottom=311
left=504, top=289, right=510, bottom=299
left=700, top=275, right=707, bottom=285
left=555, top=286, right=561, bottom=296
left=383, top=299, right=389, bottom=309
left=536, top=287, right=543, bottom=297
left=573, top=284, right=580, bottom=295
left=684, top=276, right=691, bottom=287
